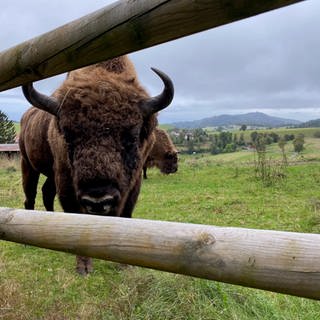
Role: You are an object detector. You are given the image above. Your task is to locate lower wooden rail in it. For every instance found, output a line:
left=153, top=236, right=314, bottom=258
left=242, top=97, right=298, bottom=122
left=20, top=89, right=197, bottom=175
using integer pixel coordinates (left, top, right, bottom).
left=0, top=207, right=319, bottom=300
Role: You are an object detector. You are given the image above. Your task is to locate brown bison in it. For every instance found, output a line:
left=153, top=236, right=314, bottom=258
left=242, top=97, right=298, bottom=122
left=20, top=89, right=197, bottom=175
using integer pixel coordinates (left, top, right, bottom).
left=19, top=56, right=174, bottom=275
left=143, top=128, right=178, bottom=179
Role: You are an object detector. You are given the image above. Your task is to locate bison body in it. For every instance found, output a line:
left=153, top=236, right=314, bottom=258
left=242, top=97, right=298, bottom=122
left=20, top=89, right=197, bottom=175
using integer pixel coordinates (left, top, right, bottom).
left=143, top=128, right=178, bottom=179
left=19, top=55, right=173, bottom=274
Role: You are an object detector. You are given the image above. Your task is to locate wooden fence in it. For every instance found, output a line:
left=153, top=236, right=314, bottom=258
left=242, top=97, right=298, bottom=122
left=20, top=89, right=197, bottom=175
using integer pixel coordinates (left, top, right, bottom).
left=0, top=208, right=319, bottom=300
left=0, top=144, right=20, bottom=156
left=0, top=0, right=305, bottom=91
left=0, top=0, right=317, bottom=301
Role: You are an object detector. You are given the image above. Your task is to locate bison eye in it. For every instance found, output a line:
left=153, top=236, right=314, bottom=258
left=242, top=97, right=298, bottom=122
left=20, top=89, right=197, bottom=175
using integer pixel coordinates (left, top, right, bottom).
left=121, top=130, right=140, bottom=171
left=121, top=128, right=140, bottom=147
left=122, top=134, right=138, bottom=149
left=63, top=128, right=75, bottom=142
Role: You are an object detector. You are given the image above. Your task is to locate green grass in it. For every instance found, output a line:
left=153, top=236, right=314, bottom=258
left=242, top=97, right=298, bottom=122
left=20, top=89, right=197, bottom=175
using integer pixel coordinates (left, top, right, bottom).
left=1, top=136, right=320, bottom=319
left=159, top=124, right=174, bottom=130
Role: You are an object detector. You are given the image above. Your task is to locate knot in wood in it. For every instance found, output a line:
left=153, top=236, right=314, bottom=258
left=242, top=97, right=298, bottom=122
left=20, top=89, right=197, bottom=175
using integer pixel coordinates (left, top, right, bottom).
left=0, top=209, right=15, bottom=224
left=196, top=232, right=216, bottom=248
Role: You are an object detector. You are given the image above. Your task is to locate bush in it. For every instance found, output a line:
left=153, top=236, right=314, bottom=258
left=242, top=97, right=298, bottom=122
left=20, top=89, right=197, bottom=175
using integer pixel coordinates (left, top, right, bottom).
left=293, top=134, right=305, bottom=153
left=284, top=134, right=295, bottom=141
left=224, top=143, right=236, bottom=153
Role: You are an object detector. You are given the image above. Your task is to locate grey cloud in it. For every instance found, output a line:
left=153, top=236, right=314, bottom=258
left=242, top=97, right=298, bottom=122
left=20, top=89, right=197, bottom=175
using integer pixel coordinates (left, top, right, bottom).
left=132, top=0, right=320, bottom=122
left=0, top=1, right=113, bottom=50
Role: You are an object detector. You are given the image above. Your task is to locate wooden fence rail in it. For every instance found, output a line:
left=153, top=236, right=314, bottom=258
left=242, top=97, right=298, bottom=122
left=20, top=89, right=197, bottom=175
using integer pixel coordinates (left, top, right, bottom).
left=0, top=0, right=305, bottom=91
left=0, top=208, right=319, bottom=300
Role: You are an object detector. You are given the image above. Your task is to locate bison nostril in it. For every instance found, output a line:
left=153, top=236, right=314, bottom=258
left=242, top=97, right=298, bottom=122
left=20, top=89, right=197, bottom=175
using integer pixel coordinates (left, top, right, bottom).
left=80, top=194, right=119, bottom=215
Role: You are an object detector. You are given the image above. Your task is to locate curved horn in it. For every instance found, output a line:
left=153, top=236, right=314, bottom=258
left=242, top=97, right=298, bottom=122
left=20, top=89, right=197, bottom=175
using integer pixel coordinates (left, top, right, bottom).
left=139, top=68, right=174, bottom=116
left=22, top=83, right=59, bottom=116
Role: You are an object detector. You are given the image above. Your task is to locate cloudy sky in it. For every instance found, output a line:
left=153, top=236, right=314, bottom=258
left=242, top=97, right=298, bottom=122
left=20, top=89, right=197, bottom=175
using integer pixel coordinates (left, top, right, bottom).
left=0, top=0, right=319, bottom=123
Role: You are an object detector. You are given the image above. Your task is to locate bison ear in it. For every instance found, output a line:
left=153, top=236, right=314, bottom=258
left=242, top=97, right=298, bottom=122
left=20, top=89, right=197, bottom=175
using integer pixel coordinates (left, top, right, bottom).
left=139, top=68, right=174, bottom=117
left=22, top=83, right=59, bottom=116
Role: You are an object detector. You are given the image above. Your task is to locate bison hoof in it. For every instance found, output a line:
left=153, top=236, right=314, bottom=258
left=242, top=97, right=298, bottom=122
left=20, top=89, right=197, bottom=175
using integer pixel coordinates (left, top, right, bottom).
left=76, top=256, right=93, bottom=276
left=76, top=266, right=92, bottom=276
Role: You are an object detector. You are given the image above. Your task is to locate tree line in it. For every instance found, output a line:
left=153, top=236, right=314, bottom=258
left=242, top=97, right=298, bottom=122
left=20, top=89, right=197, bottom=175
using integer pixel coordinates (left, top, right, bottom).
left=168, top=128, right=304, bottom=154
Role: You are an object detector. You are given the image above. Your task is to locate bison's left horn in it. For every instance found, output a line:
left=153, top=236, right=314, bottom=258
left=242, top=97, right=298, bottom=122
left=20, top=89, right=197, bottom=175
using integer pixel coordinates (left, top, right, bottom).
left=139, top=68, right=174, bottom=116
left=22, top=83, right=59, bottom=116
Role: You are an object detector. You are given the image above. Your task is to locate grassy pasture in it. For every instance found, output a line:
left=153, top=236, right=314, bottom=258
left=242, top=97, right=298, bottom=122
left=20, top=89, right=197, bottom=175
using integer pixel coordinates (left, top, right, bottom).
left=1, top=135, right=320, bottom=319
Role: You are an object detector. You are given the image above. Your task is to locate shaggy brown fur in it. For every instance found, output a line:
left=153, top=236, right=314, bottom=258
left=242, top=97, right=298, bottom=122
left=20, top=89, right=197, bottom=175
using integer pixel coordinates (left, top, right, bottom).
left=19, top=55, right=167, bottom=275
left=143, top=128, right=178, bottom=179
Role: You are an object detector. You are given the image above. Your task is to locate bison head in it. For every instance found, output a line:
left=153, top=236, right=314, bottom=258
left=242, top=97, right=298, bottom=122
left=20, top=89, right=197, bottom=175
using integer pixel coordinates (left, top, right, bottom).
left=22, top=68, right=173, bottom=216
left=160, top=151, right=178, bottom=175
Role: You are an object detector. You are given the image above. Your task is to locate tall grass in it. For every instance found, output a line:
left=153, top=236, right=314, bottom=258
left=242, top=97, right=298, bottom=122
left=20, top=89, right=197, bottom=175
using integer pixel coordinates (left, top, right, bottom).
left=253, top=146, right=287, bottom=186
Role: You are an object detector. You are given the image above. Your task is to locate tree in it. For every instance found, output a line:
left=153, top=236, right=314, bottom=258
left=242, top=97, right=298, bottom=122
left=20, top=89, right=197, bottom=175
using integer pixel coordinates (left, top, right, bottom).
left=186, top=139, right=195, bottom=154
left=233, top=133, right=238, bottom=144
left=210, top=142, right=220, bottom=155
left=240, top=124, right=247, bottom=131
left=238, top=133, right=246, bottom=146
left=284, top=134, right=295, bottom=141
left=193, top=128, right=208, bottom=143
left=0, top=110, right=16, bottom=143
left=250, top=131, right=259, bottom=144
left=269, top=132, right=280, bottom=143
left=224, top=143, right=236, bottom=153
left=293, top=134, right=305, bottom=153
left=218, top=131, right=232, bottom=150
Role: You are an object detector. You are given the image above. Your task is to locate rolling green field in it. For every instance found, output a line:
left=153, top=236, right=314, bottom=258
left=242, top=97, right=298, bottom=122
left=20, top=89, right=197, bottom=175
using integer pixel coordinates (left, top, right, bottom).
left=1, top=134, right=320, bottom=319
left=205, top=127, right=320, bottom=139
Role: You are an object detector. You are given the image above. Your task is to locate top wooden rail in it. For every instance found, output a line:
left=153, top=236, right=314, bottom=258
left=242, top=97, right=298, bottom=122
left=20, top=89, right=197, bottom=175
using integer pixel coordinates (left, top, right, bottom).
left=0, top=0, right=305, bottom=91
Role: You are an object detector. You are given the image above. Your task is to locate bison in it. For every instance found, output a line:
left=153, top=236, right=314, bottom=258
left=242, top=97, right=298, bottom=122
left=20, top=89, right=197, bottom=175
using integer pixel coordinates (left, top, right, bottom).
left=143, top=128, right=178, bottom=179
left=19, top=55, right=174, bottom=275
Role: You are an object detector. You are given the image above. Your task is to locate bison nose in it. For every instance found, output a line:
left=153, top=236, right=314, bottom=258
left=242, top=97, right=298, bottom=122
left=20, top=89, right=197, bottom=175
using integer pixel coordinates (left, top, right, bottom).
left=80, top=192, right=120, bottom=215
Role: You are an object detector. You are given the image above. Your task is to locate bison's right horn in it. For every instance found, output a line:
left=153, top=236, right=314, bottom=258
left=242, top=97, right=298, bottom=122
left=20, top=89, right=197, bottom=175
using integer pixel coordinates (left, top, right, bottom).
left=139, top=68, right=174, bottom=116
left=22, top=83, right=59, bottom=116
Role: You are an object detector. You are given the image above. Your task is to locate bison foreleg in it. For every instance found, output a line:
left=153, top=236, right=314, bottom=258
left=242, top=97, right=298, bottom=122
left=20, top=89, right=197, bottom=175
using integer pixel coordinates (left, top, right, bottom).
left=58, top=189, right=93, bottom=275
left=76, top=256, right=93, bottom=276
left=42, top=177, right=56, bottom=211
left=143, top=166, right=148, bottom=179
left=21, top=158, right=40, bottom=210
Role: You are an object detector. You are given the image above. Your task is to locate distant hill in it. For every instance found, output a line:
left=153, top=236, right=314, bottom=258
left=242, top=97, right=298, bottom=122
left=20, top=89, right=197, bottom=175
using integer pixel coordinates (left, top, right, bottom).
left=171, top=112, right=301, bottom=129
left=298, top=118, right=320, bottom=128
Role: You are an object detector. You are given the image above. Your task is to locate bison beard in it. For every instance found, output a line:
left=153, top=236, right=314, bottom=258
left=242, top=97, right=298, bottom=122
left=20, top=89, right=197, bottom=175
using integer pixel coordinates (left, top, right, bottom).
left=19, top=55, right=174, bottom=275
